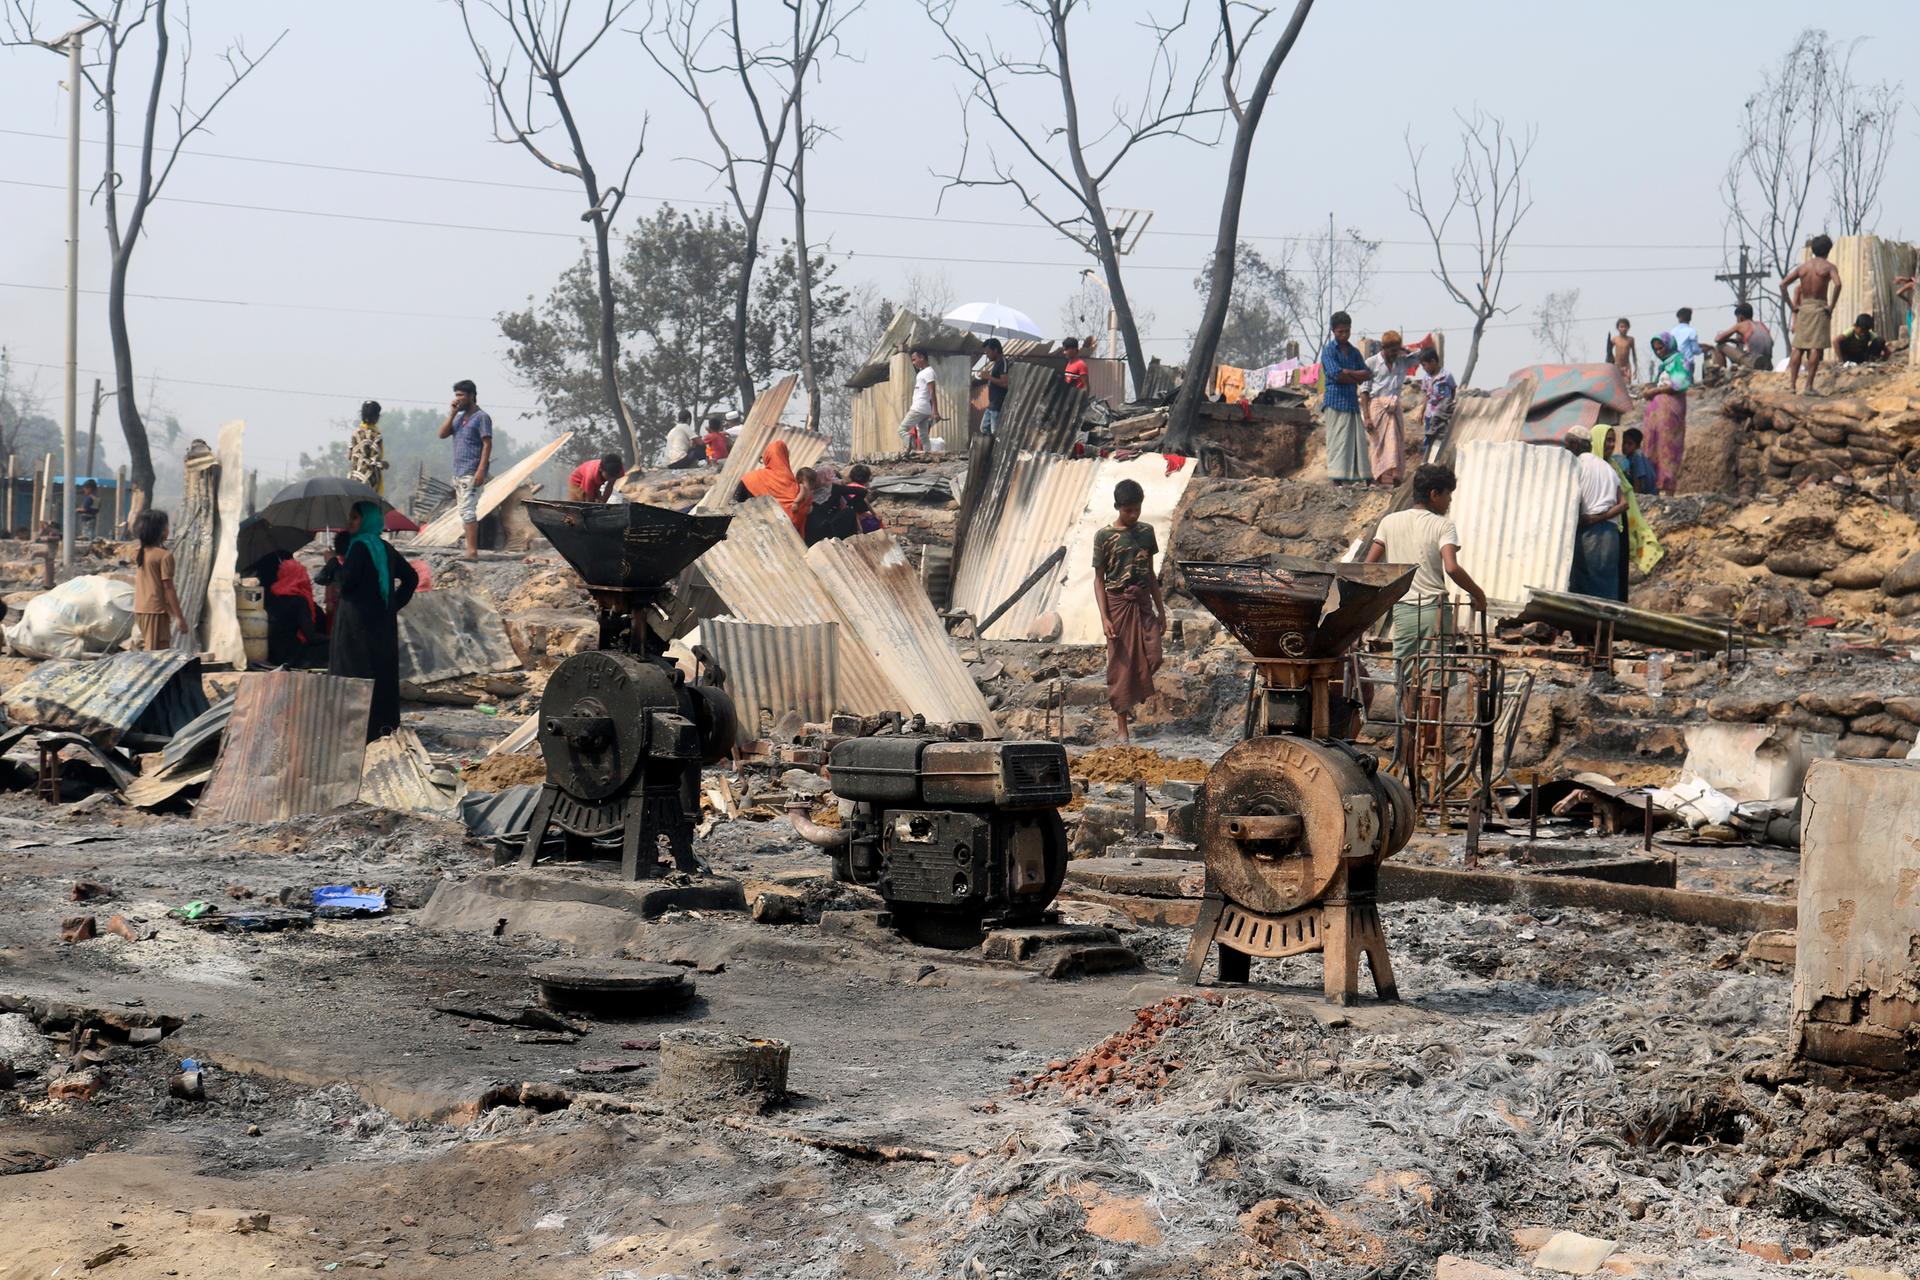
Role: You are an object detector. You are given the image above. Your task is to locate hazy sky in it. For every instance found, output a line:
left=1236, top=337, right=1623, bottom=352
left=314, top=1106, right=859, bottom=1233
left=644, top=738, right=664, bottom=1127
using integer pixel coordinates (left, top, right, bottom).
left=1, top=1, right=1913, bottom=485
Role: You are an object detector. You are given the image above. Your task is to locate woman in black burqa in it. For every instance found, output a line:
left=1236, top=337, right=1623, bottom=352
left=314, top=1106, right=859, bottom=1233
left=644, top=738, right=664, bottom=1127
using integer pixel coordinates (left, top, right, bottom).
left=328, top=500, right=418, bottom=739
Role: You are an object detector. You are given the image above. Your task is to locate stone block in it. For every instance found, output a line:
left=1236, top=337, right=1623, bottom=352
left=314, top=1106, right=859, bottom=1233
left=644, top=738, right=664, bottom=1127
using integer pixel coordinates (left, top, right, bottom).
left=1794, top=759, right=1920, bottom=1071
left=1681, top=724, right=1834, bottom=801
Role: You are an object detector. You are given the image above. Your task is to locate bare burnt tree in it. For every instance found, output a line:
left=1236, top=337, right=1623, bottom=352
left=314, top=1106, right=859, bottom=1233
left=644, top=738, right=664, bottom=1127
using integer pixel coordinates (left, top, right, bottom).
left=456, top=0, right=646, bottom=459
left=4, top=0, right=283, bottom=508
left=1403, top=108, right=1536, bottom=387
left=1530, top=287, right=1581, bottom=364
left=1165, top=0, right=1314, bottom=454
left=1824, top=39, right=1901, bottom=235
left=640, top=0, right=858, bottom=418
left=1722, top=30, right=1837, bottom=334
left=1279, top=224, right=1379, bottom=347
left=926, top=0, right=1236, bottom=394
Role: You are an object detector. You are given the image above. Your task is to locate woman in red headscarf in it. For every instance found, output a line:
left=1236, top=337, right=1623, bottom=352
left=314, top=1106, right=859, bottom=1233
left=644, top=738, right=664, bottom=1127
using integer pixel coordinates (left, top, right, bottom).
left=736, top=440, right=813, bottom=534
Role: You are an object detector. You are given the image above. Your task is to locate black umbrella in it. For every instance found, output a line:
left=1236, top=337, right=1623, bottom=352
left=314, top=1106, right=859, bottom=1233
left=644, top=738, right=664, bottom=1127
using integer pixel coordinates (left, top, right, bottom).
left=257, top=476, right=418, bottom=534
left=235, top=516, right=314, bottom=571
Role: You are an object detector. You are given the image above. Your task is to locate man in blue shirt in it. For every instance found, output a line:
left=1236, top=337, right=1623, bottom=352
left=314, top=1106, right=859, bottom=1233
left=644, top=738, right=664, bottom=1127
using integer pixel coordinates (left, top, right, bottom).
left=1319, top=310, right=1372, bottom=484
left=1670, top=307, right=1701, bottom=382
left=437, top=378, right=493, bottom=561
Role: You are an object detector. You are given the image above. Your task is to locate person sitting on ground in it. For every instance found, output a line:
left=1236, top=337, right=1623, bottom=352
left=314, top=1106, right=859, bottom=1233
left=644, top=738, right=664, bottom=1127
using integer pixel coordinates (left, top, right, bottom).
left=263, top=553, right=326, bottom=668
left=801, top=463, right=857, bottom=545
left=843, top=464, right=883, bottom=534
left=1708, top=301, right=1775, bottom=374
left=131, top=509, right=188, bottom=651
left=1618, top=426, right=1658, bottom=495
left=1365, top=463, right=1486, bottom=722
left=567, top=452, right=626, bottom=503
left=1565, top=426, right=1630, bottom=601
left=702, top=415, right=731, bottom=463
left=736, top=440, right=812, bottom=534
left=662, top=410, right=703, bottom=469
left=1835, top=313, right=1889, bottom=364
left=1092, top=478, right=1165, bottom=744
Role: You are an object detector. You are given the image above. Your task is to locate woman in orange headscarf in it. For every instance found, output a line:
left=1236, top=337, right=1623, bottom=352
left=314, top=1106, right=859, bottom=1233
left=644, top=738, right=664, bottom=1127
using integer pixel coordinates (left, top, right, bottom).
left=736, top=440, right=813, bottom=534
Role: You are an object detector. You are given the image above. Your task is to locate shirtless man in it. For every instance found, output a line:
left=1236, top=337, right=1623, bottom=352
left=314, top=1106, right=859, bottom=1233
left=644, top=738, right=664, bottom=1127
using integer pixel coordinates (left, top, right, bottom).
left=1780, top=234, right=1840, bottom=395
left=1609, top=318, right=1637, bottom=382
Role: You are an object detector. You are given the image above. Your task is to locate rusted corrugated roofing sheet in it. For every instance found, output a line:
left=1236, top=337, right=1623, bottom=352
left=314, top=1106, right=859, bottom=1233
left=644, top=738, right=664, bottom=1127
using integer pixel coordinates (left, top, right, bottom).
left=359, top=727, right=462, bottom=817
left=196, top=671, right=374, bottom=825
left=396, top=588, right=519, bottom=685
left=1519, top=588, right=1778, bottom=651
left=705, top=619, right=838, bottom=744
left=1436, top=373, right=1537, bottom=463
left=1447, top=440, right=1579, bottom=611
left=805, top=532, right=999, bottom=735
left=1512, top=364, right=1633, bottom=442
left=1055, top=455, right=1197, bottom=645
left=697, top=376, right=800, bottom=513
left=413, top=433, right=574, bottom=547
left=950, top=453, right=1099, bottom=641
left=846, top=310, right=984, bottom=389
left=1, top=650, right=209, bottom=745
left=692, top=497, right=897, bottom=716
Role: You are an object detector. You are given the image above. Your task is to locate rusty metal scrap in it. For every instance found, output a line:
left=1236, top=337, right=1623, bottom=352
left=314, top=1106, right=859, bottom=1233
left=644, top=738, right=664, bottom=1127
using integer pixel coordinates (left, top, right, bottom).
left=196, top=671, right=374, bottom=825
left=0, top=650, right=209, bottom=745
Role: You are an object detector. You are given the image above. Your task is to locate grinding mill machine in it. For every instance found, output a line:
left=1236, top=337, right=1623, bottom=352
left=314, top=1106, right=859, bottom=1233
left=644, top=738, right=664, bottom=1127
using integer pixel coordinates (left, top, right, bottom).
left=516, top=500, right=737, bottom=881
left=1176, top=558, right=1416, bottom=1004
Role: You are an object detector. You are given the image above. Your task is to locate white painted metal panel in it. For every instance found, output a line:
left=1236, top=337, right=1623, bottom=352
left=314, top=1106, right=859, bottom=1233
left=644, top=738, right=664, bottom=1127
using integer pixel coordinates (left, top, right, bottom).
left=1447, top=440, right=1579, bottom=610
left=1055, top=454, right=1197, bottom=646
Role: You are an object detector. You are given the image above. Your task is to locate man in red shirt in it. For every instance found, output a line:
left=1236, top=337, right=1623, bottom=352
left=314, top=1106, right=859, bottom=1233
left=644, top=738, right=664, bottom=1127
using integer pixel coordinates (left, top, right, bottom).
left=567, top=452, right=626, bottom=503
left=1062, top=336, right=1089, bottom=389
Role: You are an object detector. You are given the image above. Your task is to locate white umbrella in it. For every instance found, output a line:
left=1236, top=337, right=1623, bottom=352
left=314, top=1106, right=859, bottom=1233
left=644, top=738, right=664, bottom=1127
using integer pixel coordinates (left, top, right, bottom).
left=943, top=301, right=1043, bottom=341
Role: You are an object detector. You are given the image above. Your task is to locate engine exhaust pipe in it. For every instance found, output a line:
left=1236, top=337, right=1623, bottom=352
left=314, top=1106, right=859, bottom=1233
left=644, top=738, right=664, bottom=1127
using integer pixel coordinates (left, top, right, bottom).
left=784, top=798, right=849, bottom=849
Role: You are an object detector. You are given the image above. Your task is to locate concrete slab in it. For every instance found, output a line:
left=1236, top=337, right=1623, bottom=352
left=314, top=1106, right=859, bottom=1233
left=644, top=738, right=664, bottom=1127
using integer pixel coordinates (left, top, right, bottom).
left=1065, top=856, right=1205, bottom=899
left=419, top=870, right=748, bottom=955
left=1795, top=759, right=1920, bottom=1070
left=1682, top=723, right=1833, bottom=801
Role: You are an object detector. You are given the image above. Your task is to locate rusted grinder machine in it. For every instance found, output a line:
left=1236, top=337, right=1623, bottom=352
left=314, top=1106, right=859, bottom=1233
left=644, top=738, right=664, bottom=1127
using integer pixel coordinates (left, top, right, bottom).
left=1176, top=557, right=1415, bottom=1003
left=788, top=731, right=1073, bottom=948
left=517, top=500, right=737, bottom=880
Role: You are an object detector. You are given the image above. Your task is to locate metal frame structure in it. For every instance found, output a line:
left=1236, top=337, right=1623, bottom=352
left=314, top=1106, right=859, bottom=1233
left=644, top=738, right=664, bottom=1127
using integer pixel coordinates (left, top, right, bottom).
left=1388, top=601, right=1506, bottom=856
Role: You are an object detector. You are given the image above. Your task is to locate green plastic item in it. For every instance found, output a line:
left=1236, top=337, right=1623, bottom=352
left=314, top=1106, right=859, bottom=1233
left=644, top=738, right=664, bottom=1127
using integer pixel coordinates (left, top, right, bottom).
left=170, top=900, right=211, bottom=921
left=475, top=704, right=498, bottom=716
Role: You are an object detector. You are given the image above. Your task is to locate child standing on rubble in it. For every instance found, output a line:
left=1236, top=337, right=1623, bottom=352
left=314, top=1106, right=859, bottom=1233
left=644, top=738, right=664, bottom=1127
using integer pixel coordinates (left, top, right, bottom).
left=131, top=509, right=188, bottom=652
left=1093, top=479, right=1165, bottom=743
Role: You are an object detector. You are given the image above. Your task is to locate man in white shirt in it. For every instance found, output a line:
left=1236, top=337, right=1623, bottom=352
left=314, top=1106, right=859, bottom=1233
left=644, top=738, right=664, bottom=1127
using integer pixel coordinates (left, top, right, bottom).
left=662, top=410, right=702, bottom=468
left=898, top=346, right=940, bottom=452
left=1565, top=426, right=1629, bottom=600
left=1365, top=463, right=1487, bottom=663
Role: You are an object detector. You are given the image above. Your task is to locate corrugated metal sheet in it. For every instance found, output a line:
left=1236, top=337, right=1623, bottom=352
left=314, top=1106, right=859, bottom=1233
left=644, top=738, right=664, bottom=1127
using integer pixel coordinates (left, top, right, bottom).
left=1433, top=372, right=1538, bottom=465
left=126, top=692, right=233, bottom=808
left=950, top=454, right=1099, bottom=641
left=1815, top=235, right=1918, bottom=342
left=488, top=714, right=538, bottom=757
left=704, top=619, right=838, bottom=744
left=412, top=432, right=574, bottom=546
left=359, top=727, right=462, bottom=817
left=196, top=671, right=374, bottom=825
left=1055, top=455, right=1198, bottom=645
left=1519, top=587, right=1778, bottom=651
left=1084, top=357, right=1127, bottom=406
left=206, top=418, right=248, bottom=667
left=849, top=354, right=974, bottom=461
left=697, top=375, right=799, bottom=513
left=846, top=309, right=984, bottom=389
left=1447, top=440, right=1580, bottom=610
left=1, top=650, right=209, bottom=745
left=805, top=532, right=999, bottom=734
left=692, top=497, right=898, bottom=716
left=1512, top=364, right=1633, bottom=442
left=396, top=588, right=519, bottom=685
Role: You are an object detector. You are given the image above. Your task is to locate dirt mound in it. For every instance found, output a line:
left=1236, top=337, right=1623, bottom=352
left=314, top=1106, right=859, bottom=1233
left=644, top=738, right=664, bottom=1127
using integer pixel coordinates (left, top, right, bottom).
left=1071, top=745, right=1209, bottom=785
left=502, top=568, right=586, bottom=614
left=462, top=750, right=545, bottom=792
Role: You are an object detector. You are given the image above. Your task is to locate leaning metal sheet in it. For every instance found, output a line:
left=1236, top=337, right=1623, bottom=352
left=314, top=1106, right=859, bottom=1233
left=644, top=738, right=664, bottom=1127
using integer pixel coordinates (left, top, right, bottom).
left=205, top=419, right=247, bottom=667
left=953, top=453, right=1099, bottom=641
left=696, top=376, right=799, bottom=513
left=411, top=432, right=573, bottom=546
left=1447, top=440, right=1580, bottom=611
left=396, top=588, right=520, bottom=685
left=1055, top=454, right=1197, bottom=646
left=805, top=531, right=999, bottom=734
left=704, top=618, right=839, bottom=744
left=196, top=671, right=374, bottom=825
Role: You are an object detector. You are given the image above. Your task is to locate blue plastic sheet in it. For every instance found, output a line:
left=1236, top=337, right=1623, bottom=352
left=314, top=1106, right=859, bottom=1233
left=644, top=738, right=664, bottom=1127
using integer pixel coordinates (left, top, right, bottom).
left=311, top=884, right=388, bottom=918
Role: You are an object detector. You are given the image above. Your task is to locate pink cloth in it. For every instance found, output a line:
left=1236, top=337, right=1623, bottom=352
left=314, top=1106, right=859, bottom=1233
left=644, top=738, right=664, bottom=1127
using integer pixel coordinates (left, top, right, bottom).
left=1364, top=397, right=1408, bottom=488
left=1641, top=390, right=1687, bottom=494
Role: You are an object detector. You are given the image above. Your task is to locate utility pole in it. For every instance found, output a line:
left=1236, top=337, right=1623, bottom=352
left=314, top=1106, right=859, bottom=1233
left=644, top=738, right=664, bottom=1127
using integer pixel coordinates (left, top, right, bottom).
left=85, top=377, right=103, bottom=475
left=32, top=19, right=104, bottom=568
left=1714, top=243, right=1767, bottom=308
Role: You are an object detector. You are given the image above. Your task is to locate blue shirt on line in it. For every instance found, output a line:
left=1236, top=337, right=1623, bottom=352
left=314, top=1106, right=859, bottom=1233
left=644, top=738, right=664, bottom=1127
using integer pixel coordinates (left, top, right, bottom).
left=450, top=408, right=493, bottom=476
left=1319, top=337, right=1367, bottom=414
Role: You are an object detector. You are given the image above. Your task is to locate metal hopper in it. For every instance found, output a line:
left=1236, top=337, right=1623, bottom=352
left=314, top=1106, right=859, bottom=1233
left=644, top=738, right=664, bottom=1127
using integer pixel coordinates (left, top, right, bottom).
left=1178, top=556, right=1414, bottom=660
left=525, top=499, right=732, bottom=594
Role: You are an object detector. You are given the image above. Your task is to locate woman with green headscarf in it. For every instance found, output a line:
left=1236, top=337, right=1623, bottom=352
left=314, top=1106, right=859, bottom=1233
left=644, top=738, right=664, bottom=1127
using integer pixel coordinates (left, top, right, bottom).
left=328, top=500, right=419, bottom=739
left=1592, top=425, right=1663, bottom=601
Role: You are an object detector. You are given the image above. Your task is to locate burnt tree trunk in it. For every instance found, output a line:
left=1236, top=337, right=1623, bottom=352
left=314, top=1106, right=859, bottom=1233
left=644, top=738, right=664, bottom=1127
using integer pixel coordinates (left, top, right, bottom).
left=1164, top=1, right=1315, bottom=455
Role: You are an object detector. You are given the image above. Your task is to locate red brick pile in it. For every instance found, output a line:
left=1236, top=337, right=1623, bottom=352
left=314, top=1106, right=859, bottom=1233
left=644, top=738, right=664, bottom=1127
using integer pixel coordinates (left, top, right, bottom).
left=1011, top=994, right=1222, bottom=1102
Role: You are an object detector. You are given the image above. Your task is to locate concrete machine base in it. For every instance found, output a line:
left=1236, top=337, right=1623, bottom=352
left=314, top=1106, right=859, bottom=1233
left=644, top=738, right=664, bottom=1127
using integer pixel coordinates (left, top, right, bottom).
left=421, top=868, right=748, bottom=954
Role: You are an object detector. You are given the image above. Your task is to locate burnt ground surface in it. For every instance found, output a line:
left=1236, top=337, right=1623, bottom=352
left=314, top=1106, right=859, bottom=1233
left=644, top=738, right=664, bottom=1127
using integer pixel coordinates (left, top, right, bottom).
left=1, top=785, right=1915, bottom=1279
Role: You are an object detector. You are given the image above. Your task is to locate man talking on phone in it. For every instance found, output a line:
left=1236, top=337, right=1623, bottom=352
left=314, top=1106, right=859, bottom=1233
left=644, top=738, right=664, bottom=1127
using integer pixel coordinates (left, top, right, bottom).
left=438, top=379, right=492, bottom=561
